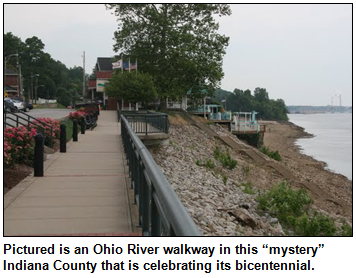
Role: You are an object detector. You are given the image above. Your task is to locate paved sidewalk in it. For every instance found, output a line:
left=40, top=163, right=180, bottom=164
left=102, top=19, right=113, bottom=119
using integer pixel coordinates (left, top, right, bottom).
left=4, top=111, right=138, bottom=236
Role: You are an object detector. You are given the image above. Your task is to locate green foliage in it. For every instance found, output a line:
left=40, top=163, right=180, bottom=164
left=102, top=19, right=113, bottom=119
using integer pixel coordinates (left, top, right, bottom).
left=242, top=165, right=250, bottom=176
left=196, top=159, right=215, bottom=169
left=221, top=174, right=228, bottom=185
left=214, top=87, right=289, bottom=121
left=214, top=146, right=237, bottom=170
left=105, top=71, right=157, bottom=104
left=57, top=87, right=72, bottom=107
left=106, top=4, right=231, bottom=106
left=257, top=182, right=343, bottom=236
left=341, top=223, right=352, bottom=236
left=59, top=118, right=78, bottom=142
left=240, top=182, right=255, bottom=195
left=260, top=146, right=282, bottom=161
left=205, top=159, right=216, bottom=169
left=294, top=212, right=337, bottom=236
left=4, top=32, right=85, bottom=101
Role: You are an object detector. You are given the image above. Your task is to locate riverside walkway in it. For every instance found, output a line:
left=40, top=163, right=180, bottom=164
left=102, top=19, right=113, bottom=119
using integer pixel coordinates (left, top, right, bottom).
left=4, top=111, right=139, bottom=236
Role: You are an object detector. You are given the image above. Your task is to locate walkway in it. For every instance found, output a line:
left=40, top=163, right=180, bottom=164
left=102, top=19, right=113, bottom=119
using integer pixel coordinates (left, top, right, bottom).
left=4, top=111, right=139, bottom=236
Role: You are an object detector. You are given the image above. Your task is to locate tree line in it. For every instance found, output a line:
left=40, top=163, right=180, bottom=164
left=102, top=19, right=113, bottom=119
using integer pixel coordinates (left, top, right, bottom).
left=4, top=32, right=84, bottom=106
left=215, top=88, right=289, bottom=121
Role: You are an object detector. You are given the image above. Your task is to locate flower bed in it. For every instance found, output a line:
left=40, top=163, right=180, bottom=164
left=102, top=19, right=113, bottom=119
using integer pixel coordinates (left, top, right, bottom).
left=30, top=118, right=60, bottom=146
left=68, top=111, right=86, bottom=120
left=4, top=126, right=37, bottom=167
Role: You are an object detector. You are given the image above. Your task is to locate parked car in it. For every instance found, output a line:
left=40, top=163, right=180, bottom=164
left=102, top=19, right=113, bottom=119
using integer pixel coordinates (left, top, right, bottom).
left=24, top=101, right=33, bottom=112
left=8, top=98, right=26, bottom=111
left=11, top=97, right=33, bottom=112
left=4, top=99, right=16, bottom=112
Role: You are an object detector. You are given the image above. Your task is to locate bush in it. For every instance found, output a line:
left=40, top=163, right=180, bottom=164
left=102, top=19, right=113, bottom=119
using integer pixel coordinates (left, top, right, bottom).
left=31, top=118, right=60, bottom=146
left=4, top=126, right=37, bottom=167
left=260, top=146, right=282, bottom=161
left=241, top=182, right=255, bottom=195
left=221, top=174, right=228, bottom=185
left=295, top=212, right=337, bottom=236
left=68, top=110, right=86, bottom=120
left=214, top=146, right=237, bottom=170
left=257, top=181, right=343, bottom=236
left=196, top=159, right=215, bottom=169
left=205, top=159, right=216, bottom=169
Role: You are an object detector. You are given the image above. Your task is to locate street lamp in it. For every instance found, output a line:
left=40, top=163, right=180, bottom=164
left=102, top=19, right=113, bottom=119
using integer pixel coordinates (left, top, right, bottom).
left=34, top=85, right=44, bottom=105
left=4, top=53, right=19, bottom=94
left=30, top=74, right=39, bottom=104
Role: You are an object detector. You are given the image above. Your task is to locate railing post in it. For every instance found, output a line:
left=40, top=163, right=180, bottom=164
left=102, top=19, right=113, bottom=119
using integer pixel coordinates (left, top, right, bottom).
left=73, top=119, right=78, bottom=141
left=34, top=133, right=44, bottom=177
left=60, top=124, right=67, bottom=153
left=145, top=115, right=148, bottom=135
left=80, top=117, right=86, bottom=134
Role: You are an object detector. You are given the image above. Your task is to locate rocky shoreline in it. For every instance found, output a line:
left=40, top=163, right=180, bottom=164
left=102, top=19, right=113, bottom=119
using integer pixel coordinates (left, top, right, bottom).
left=150, top=115, right=352, bottom=236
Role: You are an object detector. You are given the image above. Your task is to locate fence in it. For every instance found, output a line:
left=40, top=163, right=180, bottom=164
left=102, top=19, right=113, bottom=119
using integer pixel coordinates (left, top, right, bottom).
left=121, top=114, right=201, bottom=236
left=121, top=111, right=169, bottom=135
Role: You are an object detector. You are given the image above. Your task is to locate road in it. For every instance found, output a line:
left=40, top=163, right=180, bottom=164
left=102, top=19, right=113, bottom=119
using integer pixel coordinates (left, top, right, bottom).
left=26, top=108, right=75, bottom=119
left=4, top=108, right=75, bottom=128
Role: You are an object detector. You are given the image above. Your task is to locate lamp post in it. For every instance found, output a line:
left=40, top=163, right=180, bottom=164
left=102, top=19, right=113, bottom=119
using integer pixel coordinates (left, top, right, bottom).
left=35, top=85, right=44, bottom=105
left=30, top=74, right=39, bottom=104
left=4, top=53, right=19, bottom=93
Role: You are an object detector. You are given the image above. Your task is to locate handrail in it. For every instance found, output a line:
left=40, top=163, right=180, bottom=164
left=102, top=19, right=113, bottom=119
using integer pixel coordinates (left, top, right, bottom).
left=121, top=114, right=201, bottom=236
left=122, top=111, right=169, bottom=135
left=4, top=110, right=54, bottom=146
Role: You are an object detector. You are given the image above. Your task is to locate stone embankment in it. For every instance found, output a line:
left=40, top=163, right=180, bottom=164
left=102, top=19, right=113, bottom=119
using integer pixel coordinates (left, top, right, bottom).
left=150, top=115, right=352, bottom=236
left=151, top=116, right=285, bottom=236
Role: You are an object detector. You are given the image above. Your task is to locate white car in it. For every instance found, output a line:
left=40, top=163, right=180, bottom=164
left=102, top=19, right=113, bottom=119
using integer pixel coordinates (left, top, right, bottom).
left=7, top=98, right=26, bottom=111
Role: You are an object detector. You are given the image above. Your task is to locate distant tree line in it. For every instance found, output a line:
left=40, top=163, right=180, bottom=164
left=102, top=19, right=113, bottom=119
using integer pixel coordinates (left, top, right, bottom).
left=287, top=105, right=352, bottom=114
left=215, top=88, right=289, bottom=121
left=4, top=32, right=85, bottom=106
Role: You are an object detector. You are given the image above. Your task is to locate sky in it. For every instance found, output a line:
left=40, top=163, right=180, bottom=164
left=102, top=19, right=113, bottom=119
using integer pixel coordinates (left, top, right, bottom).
left=3, top=3, right=352, bottom=106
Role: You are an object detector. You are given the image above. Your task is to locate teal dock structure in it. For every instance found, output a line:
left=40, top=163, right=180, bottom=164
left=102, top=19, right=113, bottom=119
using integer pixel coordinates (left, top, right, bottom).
left=188, top=104, right=232, bottom=122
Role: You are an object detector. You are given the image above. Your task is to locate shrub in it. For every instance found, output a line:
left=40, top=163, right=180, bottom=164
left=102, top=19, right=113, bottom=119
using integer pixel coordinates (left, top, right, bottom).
left=257, top=181, right=343, bottom=236
left=68, top=111, right=86, bottom=120
left=214, top=146, right=237, bottom=170
left=257, top=181, right=312, bottom=226
left=196, top=159, right=215, bottom=169
left=260, top=146, right=282, bottom=161
left=294, top=212, right=337, bottom=236
left=240, top=182, right=256, bottom=195
left=341, top=223, right=352, bottom=236
left=205, top=159, right=216, bottom=169
left=222, top=174, right=228, bottom=185
left=31, top=117, right=60, bottom=143
left=4, top=140, right=13, bottom=166
left=4, top=126, right=37, bottom=167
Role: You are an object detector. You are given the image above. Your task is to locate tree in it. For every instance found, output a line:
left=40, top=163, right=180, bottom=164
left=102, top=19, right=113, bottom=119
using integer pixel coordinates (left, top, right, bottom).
left=105, top=71, right=157, bottom=105
left=106, top=4, right=231, bottom=108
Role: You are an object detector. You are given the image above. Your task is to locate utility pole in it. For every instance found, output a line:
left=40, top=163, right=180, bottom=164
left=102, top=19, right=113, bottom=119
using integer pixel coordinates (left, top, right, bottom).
left=82, top=51, right=85, bottom=101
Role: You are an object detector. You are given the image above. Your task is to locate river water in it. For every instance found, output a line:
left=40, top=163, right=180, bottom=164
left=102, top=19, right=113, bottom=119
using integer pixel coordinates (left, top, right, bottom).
left=288, top=113, right=352, bottom=180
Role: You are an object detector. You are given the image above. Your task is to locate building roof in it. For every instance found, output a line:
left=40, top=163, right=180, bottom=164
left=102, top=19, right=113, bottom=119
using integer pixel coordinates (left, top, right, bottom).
left=97, top=57, right=113, bottom=71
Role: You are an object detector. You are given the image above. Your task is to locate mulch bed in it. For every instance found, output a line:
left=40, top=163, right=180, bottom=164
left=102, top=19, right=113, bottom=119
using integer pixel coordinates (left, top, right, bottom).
left=4, top=164, right=33, bottom=195
left=4, top=140, right=59, bottom=195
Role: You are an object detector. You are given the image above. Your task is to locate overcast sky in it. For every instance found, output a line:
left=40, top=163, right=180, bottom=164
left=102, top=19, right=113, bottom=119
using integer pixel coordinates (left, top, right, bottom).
left=4, top=4, right=352, bottom=106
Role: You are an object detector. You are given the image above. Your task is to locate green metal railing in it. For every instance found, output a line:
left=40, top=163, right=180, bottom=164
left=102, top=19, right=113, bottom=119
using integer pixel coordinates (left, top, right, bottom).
left=121, top=114, right=201, bottom=236
left=121, top=111, right=169, bottom=135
